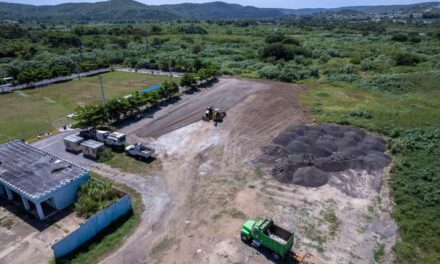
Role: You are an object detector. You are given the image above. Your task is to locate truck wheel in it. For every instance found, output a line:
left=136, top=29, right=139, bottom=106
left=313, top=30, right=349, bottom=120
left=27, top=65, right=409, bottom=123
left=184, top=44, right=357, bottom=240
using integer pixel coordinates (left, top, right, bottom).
left=241, top=234, right=250, bottom=242
left=272, top=252, right=281, bottom=261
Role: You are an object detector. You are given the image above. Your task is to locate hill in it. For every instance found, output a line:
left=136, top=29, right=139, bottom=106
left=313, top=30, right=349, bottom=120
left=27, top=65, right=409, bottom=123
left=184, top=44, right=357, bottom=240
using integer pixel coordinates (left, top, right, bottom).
left=163, top=2, right=283, bottom=20
left=0, top=0, right=439, bottom=23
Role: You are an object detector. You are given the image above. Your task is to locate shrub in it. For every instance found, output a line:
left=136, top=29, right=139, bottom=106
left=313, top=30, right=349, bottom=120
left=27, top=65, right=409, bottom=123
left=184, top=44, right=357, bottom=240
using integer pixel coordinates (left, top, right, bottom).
left=261, top=43, right=294, bottom=61
left=391, top=33, right=408, bottom=42
left=393, top=52, right=421, bottom=66
left=258, top=65, right=279, bottom=79
left=265, top=32, right=284, bottom=43
left=348, top=110, right=373, bottom=119
left=75, top=180, right=120, bottom=219
left=278, top=66, right=298, bottom=82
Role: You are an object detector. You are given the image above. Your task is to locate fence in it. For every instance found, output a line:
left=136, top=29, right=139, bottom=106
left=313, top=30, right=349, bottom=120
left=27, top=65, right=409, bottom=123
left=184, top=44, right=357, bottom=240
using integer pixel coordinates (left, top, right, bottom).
left=0, top=68, right=111, bottom=94
left=116, top=67, right=184, bottom=77
left=52, top=194, right=132, bottom=258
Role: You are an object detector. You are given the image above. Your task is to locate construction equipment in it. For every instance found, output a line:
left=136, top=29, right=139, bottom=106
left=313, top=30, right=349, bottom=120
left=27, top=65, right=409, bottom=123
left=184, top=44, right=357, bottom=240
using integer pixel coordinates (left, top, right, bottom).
left=79, top=129, right=126, bottom=151
left=240, top=218, right=294, bottom=260
left=125, top=143, right=155, bottom=161
left=202, top=106, right=226, bottom=125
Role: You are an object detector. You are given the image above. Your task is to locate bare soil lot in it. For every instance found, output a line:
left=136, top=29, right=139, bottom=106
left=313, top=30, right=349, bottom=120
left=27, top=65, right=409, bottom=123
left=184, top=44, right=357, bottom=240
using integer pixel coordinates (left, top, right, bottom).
left=0, top=200, right=83, bottom=264
left=26, top=77, right=397, bottom=264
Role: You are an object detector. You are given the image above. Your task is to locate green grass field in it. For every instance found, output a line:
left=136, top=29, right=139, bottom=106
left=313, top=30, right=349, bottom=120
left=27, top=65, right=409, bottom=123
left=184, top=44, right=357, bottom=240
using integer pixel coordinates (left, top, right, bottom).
left=103, top=151, right=163, bottom=175
left=0, top=71, right=174, bottom=143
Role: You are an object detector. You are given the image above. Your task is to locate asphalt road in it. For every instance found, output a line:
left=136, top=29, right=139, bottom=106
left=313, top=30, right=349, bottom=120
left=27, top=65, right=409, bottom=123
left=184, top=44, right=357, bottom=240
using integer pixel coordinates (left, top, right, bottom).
left=32, top=129, right=94, bottom=168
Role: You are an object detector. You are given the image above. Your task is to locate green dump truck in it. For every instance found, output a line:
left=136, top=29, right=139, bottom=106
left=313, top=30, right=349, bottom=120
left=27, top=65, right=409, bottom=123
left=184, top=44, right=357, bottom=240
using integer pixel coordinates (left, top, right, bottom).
left=240, top=218, right=295, bottom=260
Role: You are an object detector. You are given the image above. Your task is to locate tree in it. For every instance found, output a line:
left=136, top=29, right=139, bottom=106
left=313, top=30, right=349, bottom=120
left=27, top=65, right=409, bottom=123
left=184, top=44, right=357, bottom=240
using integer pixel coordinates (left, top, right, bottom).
left=265, top=32, right=284, bottom=43
left=261, top=43, right=294, bottom=61
left=180, top=73, right=197, bottom=90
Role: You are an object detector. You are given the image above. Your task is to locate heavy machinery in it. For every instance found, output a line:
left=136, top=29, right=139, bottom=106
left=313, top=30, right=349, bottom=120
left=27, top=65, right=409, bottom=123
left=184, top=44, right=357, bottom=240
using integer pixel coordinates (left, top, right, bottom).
left=125, top=143, right=155, bottom=161
left=202, top=106, right=226, bottom=125
left=240, top=218, right=294, bottom=260
left=79, top=129, right=126, bottom=151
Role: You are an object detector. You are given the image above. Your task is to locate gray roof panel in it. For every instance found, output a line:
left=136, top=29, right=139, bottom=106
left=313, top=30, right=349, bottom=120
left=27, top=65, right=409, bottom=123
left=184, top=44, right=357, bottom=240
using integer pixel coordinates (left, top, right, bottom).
left=0, top=140, right=88, bottom=200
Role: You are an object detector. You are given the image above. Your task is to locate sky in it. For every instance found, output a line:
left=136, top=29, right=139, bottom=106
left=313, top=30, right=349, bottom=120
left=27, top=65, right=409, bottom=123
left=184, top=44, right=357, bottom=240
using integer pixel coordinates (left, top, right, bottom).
left=2, top=0, right=434, bottom=8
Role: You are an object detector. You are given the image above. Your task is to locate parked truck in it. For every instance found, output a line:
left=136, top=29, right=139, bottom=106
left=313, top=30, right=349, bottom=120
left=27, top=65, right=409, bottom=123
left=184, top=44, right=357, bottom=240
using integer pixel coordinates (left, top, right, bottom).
left=240, top=218, right=295, bottom=260
left=125, top=143, right=155, bottom=161
left=79, top=129, right=126, bottom=151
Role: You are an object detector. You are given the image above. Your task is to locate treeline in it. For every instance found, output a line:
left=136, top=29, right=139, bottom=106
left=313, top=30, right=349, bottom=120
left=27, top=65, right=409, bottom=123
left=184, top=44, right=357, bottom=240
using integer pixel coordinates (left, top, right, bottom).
left=73, top=63, right=220, bottom=128
left=73, top=80, right=179, bottom=128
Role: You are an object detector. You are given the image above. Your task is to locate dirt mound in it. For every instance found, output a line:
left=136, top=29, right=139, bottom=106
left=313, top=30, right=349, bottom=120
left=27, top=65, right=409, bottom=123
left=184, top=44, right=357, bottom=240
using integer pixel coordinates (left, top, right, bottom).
left=260, top=124, right=391, bottom=191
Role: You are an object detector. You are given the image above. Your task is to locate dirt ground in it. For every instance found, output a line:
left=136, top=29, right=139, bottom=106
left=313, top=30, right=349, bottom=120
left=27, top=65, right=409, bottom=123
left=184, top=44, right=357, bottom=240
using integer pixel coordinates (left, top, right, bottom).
left=0, top=200, right=84, bottom=264
left=26, top=77, right=397, bottom=264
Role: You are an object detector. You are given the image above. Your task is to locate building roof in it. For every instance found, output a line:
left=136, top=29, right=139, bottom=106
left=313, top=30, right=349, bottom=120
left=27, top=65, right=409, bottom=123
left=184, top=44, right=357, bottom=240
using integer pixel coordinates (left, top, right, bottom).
left=81, top=140, right=104, bottom=149
left=0, top=140, right=88, bottom=201
left=64, top=134, right=84, bottom=143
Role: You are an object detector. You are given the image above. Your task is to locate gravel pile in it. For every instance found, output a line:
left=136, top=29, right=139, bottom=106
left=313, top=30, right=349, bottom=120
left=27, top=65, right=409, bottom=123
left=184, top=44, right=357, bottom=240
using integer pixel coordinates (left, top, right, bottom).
left=261, top=124, right=391, bottom=188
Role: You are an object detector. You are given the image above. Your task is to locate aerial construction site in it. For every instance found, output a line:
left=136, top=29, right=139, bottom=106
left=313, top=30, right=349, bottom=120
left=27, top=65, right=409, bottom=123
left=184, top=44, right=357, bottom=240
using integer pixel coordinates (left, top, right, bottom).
left=0, top=76, right=396, bottom=264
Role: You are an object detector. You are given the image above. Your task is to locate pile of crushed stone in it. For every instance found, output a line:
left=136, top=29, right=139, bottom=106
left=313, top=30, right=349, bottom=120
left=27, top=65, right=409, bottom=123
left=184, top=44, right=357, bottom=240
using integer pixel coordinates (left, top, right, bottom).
left=260, top=124, right=391, bottom=189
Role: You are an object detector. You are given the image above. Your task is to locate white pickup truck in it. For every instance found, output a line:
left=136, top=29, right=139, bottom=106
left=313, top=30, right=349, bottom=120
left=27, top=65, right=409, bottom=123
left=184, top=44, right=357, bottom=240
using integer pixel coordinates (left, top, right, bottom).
left=125, top=143, right=155, bottom=160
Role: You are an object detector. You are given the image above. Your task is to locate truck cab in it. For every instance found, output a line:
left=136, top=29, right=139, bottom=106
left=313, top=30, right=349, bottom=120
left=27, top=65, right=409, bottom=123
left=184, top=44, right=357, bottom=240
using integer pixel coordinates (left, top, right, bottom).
left=241, top=218, right=295, bottom=260
left=106, top=132, right=126, bottom=146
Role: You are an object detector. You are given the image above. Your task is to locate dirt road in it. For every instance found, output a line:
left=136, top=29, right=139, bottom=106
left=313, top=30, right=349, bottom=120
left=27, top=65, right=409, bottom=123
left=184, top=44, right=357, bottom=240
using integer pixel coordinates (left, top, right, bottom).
left=121, top=77, right=269, bottom=138
left=102, top=78, right=310, bottom=264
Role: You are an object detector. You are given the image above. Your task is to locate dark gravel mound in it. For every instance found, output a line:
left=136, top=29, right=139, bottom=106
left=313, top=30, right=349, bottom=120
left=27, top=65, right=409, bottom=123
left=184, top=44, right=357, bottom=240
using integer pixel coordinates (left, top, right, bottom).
left=260, top=124, right=391, bottom=188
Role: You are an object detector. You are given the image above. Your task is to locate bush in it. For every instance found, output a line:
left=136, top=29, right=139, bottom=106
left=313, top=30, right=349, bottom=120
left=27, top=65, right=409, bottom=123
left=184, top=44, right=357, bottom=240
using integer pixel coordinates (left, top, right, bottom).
left=393, top=52, right=421, bottom=66
left=356, top=73, right=415, bottom=93
left=278, top=66, right=298, bottom=82
left=258, top=65, right=279, bottom=79
left=75, top=180, right=120, bottom=219
left=265, top=32, right=284, bottom=43
left=349, top=110, right=373, bottom=119
left=391, top=33, right=408, bottom=42
left=261, top=43, right=294, bottom=61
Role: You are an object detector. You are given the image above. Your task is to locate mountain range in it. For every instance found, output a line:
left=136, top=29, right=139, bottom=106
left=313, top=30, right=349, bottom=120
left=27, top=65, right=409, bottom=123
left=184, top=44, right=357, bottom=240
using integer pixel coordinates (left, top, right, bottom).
left=0, top=0, right=439, bottom=23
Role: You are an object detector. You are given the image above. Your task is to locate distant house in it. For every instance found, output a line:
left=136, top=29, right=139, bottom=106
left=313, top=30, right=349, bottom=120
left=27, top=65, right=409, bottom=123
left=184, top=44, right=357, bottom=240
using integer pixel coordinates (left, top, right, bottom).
left=3, top=77, right=13, bottom=83
left=0, top=140, right=90, bottom=220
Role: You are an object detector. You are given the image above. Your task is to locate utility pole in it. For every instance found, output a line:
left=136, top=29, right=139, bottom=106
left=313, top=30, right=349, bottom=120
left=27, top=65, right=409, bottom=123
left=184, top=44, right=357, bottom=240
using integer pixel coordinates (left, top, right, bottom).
left=75, top=59, right=81, bottom=80
left=168, top=60, right=172, bottom=78
left=98, top=75, right=106, bottom=104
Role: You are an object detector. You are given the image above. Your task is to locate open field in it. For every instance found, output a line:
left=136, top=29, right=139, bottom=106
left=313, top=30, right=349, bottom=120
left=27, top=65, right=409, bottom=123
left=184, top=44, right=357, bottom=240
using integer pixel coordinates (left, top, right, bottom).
left=0, top=71, right=174, bottom=143
left=301, top=78, right=440, bottom=264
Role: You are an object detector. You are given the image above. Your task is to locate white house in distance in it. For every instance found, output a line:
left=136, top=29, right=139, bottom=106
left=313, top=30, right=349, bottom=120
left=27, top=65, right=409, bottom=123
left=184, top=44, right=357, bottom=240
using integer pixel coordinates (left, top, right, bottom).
left=0, top=140, right=90, bottom=220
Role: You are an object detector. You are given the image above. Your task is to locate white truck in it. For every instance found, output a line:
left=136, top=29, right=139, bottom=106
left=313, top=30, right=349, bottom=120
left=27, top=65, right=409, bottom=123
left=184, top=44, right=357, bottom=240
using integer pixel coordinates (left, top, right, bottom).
left=125, top=143, right=155, bottom=161
left=79, top=129, right=126, bottom=151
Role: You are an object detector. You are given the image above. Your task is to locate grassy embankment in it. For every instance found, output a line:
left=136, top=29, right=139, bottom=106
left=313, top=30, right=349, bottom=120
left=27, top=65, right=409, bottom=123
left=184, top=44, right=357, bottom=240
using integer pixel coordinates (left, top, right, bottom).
left=301, top=73, right=440, bottom=264
left=0, top=71, right=172, bottom=143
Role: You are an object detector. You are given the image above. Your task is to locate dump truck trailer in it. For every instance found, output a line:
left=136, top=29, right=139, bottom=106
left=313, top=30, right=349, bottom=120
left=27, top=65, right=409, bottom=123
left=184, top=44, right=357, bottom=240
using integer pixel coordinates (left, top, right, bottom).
left=240, top=218, right=294, bottom=260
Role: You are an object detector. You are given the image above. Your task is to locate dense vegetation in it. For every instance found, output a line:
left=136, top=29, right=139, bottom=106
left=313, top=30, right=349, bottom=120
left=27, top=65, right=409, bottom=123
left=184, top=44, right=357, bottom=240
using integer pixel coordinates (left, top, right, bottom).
left=0, top=8, right=439, bottom=263
left=75, top=180, right=121, bottom=219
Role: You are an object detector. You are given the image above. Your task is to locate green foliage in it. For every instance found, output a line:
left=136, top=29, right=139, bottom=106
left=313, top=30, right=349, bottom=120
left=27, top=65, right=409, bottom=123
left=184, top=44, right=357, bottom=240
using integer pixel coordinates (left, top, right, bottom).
left=177, top=25, right=207, bottom=35
left=391, top=33, right=408, bottom=42
left=180, top=73, right=197, bottom=88
left=348, top=109, right=372, bottom=119
left=97, top=148, right=114, bottom=163
left=258, top=65, right=279, bottom=79
left=356, top=73, right=414, bottom=93
left=265, top=32, right=284, bottom=43
left=393, top=52, right=421, bottom=66
left=75, top=180, right=120, bottom=219
left=261, top=43, right=294, bottom=61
